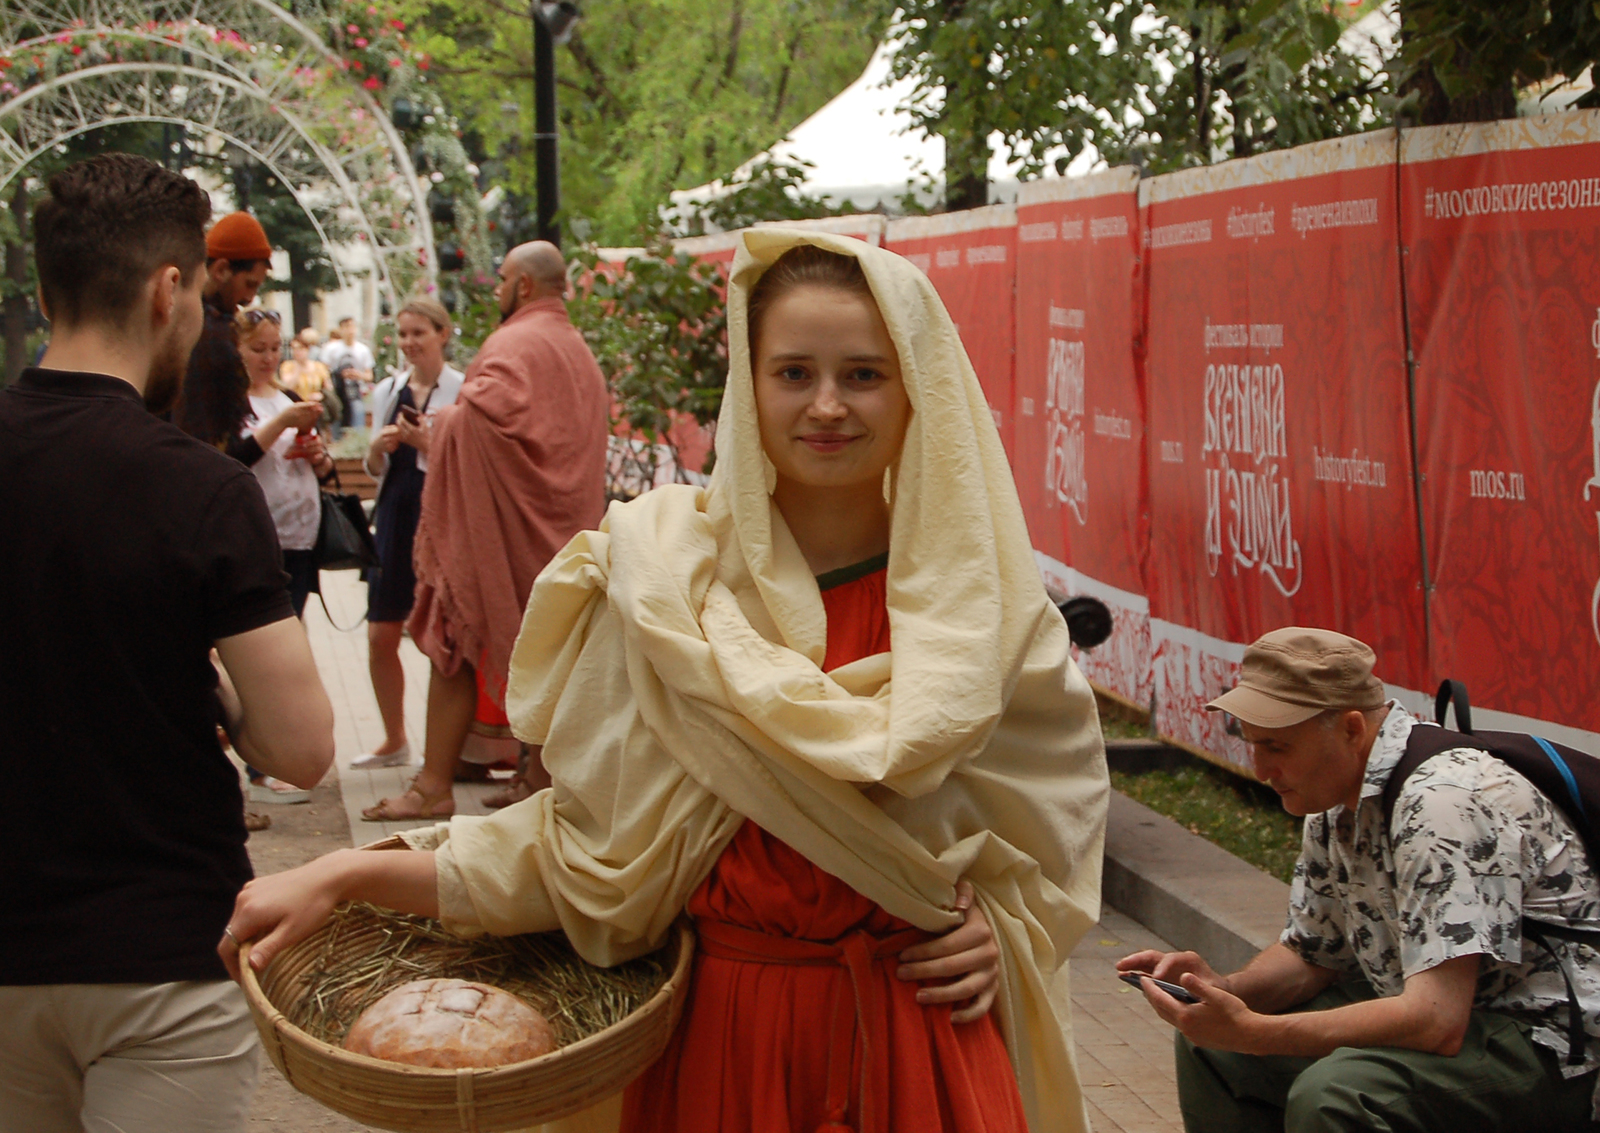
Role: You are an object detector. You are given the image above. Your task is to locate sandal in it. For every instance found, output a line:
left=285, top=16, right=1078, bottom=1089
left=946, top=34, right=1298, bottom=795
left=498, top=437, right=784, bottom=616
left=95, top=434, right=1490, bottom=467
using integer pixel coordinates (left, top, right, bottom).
left=483, top=776, right=536, bottom=809
left=361, top=781, right=456, bottom=822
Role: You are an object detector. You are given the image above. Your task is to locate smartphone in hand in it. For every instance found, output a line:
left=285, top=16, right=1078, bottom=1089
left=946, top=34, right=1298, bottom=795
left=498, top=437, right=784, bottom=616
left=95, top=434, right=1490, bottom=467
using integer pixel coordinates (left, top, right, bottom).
left=1119, top=972, right=1200, bottom=1004
left=399, top=404, right=421, bottom=426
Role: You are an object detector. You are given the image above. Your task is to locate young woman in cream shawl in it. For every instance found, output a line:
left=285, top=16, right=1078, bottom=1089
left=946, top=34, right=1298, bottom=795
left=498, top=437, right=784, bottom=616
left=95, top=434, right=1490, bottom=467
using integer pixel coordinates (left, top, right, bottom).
left=222, top=229, right=1109, bottom=1133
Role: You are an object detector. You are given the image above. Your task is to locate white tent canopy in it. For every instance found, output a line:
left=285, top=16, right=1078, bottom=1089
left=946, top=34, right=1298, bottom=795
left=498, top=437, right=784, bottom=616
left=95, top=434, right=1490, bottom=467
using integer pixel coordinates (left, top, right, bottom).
left=667, top=41, right=1082, bottom=225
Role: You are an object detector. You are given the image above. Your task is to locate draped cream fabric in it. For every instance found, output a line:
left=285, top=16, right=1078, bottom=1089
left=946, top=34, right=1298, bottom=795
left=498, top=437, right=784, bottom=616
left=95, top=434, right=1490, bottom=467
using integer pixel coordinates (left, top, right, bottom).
left=426, top=228, right=1109, bottom=1133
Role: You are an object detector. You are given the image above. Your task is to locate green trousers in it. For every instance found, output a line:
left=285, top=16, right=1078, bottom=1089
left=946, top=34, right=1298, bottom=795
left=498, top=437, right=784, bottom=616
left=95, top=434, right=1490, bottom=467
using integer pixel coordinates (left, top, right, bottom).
left=1174, top=983, right=1598, bottom=1132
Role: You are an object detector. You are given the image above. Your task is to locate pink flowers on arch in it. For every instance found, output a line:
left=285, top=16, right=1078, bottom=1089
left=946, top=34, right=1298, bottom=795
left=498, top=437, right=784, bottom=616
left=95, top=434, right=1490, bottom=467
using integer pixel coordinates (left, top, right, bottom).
left=363, top=76, right=381, bottom=89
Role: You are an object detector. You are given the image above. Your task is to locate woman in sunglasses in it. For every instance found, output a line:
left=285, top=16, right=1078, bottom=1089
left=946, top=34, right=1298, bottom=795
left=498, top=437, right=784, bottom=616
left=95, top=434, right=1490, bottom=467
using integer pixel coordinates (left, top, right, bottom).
left=232, top=307, right=334, bottom=807
left=235, top=306, right=332, bottom=617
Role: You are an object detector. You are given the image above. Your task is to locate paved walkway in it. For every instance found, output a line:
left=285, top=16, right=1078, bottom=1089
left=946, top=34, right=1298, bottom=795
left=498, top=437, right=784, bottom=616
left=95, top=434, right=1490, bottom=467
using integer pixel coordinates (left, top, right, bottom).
left=303, top=575, right=503, bottom=841
left=275, top=574, right=1184, bottom=1133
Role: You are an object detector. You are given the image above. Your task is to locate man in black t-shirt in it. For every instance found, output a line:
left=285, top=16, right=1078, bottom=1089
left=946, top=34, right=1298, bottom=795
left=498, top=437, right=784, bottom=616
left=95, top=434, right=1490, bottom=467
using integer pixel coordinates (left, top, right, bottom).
left=0, top=155, right=335, bottom=1132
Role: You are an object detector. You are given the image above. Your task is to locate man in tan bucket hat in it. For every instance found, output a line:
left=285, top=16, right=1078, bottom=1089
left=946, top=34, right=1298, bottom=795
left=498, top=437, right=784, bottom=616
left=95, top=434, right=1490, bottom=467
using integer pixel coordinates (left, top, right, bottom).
left=1117, top=627, right=1600, bottom=1133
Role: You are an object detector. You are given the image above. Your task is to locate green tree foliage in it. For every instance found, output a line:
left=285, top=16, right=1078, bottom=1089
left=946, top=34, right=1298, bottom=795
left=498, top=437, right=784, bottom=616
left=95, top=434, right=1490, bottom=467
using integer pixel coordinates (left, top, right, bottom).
left=1397, top=0, right=1600, bottom=124
left=673, top=154, right=848, bottom=236
left=391, top=0, right=883, bottom=245
left=567, top=239, right=728, bottom=495
left=883, top=0, right=1388, bottom=182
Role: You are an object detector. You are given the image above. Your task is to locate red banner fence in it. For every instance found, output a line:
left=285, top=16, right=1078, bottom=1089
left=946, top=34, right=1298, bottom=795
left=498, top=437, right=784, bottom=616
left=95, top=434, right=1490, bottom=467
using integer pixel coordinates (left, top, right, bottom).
left=674, top=114, right=1600, bottom=770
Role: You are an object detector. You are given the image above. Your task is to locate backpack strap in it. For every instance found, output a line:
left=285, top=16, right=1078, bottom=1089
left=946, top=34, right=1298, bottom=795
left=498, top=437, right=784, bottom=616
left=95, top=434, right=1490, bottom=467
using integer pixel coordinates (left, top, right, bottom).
left=1379, top=723, right=1469, bottom=836
left=1534, top=736, right=1588, bottom=826
left=1520, top=920, right=1600, bottom=1065
left=1434, top=679, right=1472, bottom=734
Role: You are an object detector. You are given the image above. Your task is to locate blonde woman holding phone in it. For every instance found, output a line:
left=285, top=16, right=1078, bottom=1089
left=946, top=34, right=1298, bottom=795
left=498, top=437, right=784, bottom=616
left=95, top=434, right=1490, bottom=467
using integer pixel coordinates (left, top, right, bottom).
left=354, top=299, right=463, bottom=770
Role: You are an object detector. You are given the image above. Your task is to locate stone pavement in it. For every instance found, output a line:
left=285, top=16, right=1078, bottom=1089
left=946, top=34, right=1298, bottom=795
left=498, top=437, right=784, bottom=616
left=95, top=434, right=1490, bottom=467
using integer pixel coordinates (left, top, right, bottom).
left=244, top=573, right=1184, bottom=1132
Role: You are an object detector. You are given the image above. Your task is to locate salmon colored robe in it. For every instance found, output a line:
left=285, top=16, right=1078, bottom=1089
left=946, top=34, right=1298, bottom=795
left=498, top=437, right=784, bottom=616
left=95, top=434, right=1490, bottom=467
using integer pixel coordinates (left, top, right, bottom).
left=620, top=561, right=1029, bottom=1133
left=408, top=296, right=608, bottom=707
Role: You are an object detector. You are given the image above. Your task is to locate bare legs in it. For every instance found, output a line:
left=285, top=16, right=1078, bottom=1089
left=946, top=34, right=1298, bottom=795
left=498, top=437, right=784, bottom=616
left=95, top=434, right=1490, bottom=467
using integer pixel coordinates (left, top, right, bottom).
left=366, top=621, right=408, bottom=756
left=360, top=661, right=476, bottom=821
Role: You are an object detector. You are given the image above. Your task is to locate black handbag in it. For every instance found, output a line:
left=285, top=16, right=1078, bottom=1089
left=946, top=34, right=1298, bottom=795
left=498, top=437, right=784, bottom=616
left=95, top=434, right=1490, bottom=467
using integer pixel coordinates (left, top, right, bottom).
left=310, top=469, right=378, bottom=631
left=313, top=470, right=378, bottom=573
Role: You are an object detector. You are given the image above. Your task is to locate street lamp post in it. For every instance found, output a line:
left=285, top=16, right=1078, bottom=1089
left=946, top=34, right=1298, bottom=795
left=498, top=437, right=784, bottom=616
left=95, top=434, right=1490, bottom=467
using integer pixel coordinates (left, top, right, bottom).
left=530, top=3, right=579, bottom=247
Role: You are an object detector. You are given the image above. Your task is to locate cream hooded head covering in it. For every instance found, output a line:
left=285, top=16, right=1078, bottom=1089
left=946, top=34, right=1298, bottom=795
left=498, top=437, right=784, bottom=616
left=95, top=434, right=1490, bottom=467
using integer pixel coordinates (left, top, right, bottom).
left=421, top=229, right=1109, bottom=1133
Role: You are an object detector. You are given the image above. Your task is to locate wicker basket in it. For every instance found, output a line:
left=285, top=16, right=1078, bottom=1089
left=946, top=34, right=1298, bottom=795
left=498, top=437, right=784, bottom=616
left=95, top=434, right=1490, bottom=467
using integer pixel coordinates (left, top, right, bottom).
left=239, top=839, right=693, bottom=1132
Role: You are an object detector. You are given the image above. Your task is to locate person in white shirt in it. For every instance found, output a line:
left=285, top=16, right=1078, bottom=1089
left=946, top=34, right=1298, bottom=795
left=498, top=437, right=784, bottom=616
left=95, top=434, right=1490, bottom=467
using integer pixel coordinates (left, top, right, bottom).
left=235, top=306, right=335, bottom=805
left=322, top=316, right=375, bottom=430
left=352, top=299, right=464, bottom=770
left=237, top=308, right=331, bottom=612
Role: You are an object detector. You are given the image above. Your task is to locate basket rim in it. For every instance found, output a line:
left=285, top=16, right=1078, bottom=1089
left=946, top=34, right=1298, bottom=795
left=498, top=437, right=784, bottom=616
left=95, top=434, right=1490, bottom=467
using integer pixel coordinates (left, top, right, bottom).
left=240, top=914, right=693, bottom=1079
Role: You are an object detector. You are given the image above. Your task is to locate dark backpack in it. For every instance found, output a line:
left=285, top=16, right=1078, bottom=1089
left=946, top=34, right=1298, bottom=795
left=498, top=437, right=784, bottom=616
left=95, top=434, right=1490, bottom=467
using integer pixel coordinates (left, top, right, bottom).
left=1379, top=680, right=1600, bottom=1064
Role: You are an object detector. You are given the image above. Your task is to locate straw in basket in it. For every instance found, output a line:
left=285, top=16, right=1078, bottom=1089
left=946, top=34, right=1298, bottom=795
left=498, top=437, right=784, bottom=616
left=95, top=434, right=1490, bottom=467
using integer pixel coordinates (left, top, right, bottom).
left=239, top=839, right=694, bottom=1133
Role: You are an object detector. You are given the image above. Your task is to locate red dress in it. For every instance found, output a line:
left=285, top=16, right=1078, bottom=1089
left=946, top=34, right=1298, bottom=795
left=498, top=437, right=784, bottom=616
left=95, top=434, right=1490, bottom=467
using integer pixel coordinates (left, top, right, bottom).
left=621, top=561, right=1029, bottom=1133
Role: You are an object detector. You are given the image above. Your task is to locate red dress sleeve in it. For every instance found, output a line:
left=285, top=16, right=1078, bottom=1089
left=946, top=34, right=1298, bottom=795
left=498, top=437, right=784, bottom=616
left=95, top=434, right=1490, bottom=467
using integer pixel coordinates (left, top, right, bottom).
left=620, top=566, right=1029, bottom=1133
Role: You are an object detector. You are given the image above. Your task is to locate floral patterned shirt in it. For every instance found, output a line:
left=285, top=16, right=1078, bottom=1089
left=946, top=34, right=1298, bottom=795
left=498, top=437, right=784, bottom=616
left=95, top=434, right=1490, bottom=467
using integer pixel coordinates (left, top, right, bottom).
left=1282, top=702, right=1600, bottom=1093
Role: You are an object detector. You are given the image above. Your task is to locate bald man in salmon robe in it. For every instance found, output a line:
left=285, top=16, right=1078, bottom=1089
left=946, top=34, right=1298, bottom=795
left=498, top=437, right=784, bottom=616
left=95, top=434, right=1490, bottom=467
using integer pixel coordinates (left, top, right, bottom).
left=363, top=241, right=609, bottom=821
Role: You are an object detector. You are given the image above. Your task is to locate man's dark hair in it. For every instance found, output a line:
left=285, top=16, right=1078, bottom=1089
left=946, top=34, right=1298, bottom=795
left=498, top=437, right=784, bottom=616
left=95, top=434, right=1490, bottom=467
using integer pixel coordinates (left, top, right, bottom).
left=33, top=154, right=210, bottom=327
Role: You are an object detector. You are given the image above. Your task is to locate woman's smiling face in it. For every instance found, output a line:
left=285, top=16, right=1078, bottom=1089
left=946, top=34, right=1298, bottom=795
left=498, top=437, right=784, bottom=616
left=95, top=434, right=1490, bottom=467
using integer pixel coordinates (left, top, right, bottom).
left=240, top=323, right=281, bottom=385
left=752, top=284, right=910, bottom=495
left=397, top=310, right=448, bottom=369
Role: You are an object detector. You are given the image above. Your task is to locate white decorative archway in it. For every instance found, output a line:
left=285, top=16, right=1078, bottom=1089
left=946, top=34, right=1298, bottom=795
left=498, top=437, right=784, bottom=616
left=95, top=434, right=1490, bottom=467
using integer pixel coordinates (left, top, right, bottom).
left=0, top=0, right=437, bottom=312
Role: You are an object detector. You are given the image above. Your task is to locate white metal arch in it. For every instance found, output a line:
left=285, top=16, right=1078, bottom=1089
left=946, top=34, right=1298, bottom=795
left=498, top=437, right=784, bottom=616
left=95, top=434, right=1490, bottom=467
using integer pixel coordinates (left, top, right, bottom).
left=0, top=0, right=437, bottom=312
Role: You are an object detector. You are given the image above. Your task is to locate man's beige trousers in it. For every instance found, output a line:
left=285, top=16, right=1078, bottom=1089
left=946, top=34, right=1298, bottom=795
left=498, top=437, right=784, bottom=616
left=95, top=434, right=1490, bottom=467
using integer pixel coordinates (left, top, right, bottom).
left=0, top=980, right=259, bottom=1133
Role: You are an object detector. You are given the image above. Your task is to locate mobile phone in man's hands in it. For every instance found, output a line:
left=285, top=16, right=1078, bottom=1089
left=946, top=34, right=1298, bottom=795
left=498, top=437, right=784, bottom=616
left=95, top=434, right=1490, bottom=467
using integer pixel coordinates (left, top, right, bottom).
left=1119, top=972, right=1201, bottom=1004
left=399, top=405, right=421, bottom=426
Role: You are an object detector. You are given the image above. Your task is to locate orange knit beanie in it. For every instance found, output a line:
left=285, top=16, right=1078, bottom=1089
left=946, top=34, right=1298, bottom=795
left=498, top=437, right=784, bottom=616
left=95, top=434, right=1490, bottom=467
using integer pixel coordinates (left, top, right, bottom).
left=206, top=211, right=273, bottom=261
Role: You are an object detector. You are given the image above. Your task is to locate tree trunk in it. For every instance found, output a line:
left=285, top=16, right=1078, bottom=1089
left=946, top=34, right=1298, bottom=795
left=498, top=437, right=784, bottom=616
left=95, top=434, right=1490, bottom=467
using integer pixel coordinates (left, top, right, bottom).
left=1397, top=0, right=1518, bottom=126
left=944, top=113, right=989, bottom=212
left=1192, top=26, right=1213, bottom=161
left=941, top=0, right=987, bottom=212
left=3, top=182, right=29, bottom=388
left=1403, top=60, right=1517, bottom=125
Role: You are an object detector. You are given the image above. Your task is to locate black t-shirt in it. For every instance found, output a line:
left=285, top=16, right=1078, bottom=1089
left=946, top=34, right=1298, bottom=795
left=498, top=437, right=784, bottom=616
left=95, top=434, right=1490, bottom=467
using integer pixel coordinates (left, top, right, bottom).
left=0, top=368, right=295, bottom=984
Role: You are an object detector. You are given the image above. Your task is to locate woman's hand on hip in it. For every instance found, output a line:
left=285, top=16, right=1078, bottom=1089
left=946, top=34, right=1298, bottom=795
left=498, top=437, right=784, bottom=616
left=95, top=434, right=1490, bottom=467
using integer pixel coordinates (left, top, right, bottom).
left=895, top=879, right=1001, bottom=1023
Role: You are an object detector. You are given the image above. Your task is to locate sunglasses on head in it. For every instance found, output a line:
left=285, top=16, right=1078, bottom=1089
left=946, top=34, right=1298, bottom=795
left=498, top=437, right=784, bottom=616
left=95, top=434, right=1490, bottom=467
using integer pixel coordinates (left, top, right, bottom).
left=241, top=308, right=282, bottom=325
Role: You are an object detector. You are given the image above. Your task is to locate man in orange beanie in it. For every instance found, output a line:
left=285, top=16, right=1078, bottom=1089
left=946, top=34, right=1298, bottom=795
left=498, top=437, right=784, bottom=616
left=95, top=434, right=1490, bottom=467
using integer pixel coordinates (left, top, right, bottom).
left=173, top=212, right=316, bottom=811
left=174, top=211, right=276, bottom=449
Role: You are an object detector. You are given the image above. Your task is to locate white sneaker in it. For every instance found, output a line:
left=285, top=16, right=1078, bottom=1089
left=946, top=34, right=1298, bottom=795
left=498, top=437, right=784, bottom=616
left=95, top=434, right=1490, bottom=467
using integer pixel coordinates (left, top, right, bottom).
left=248, top=777, right=312, bottom=804
left=350, top=743, right=412, bottom=770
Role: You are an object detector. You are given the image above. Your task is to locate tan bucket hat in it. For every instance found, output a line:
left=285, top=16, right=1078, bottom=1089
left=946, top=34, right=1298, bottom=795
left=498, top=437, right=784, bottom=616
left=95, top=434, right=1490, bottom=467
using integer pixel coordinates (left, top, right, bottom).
left=1206, top=627, right=1387, bottom=729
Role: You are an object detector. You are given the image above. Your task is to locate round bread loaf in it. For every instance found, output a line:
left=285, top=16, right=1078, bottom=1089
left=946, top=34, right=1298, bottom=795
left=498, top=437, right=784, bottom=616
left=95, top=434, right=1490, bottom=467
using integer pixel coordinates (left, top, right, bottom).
left=342, top=978, right=558, bottom=1069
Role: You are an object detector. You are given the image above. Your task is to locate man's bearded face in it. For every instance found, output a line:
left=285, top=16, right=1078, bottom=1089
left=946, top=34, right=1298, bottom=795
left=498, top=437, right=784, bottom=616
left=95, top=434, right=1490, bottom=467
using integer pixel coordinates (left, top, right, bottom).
left=146, top=267, right=205, bottom=414
left=143, top=327, right=188, bottom=415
